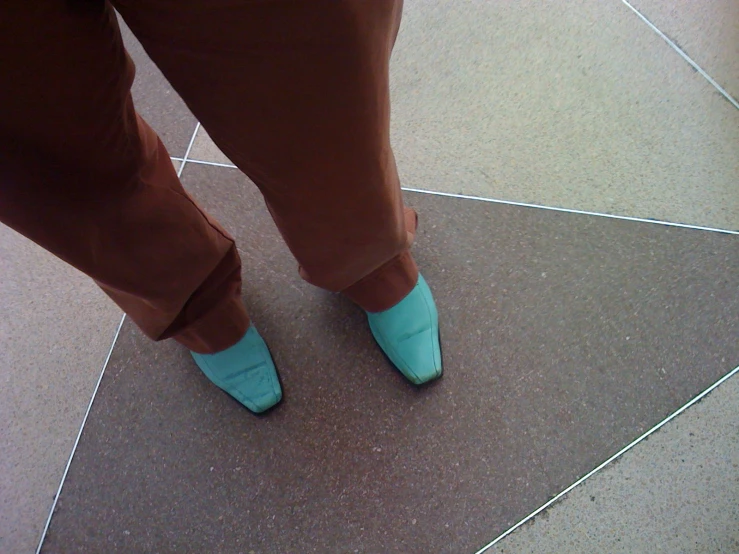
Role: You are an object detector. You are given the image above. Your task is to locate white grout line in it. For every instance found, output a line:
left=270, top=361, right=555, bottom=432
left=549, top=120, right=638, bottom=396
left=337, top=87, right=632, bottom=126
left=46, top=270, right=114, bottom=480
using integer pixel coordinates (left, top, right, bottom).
left=35, top=122, right=202, bottom=553
left=166, top=160, right=739, bottom=235
left=175, top=157, right=237, bottom=169
left=621, top=0, right=739, bottom=111
left=177, top=122, right=201, bottom=177
left=473, top=363, right=739, bottom=554
left=35, top=314, right=126, bottom=554
left=401, top=187, right=739, bottom=235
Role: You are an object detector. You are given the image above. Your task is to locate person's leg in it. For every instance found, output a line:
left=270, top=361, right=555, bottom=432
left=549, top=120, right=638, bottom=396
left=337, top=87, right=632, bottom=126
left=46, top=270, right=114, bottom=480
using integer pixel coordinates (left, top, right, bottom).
left=116, top=0, right=442, bottom=383
left=114, top=0, right=416, bottom=312
left=0, top=1, right=281, bottom=411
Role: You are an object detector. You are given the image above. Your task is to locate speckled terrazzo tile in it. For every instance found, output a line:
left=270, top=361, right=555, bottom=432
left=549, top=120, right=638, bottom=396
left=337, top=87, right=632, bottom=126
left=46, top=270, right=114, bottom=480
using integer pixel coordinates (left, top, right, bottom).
left=627, top=0, right=739, bottom=101
left=0, top=227, right=121, bottom=554
left=390, top=0, right=739, bottom=230
left=492, top=373, right=739, bottom=554
left=41, top=164, right=738, bottom=553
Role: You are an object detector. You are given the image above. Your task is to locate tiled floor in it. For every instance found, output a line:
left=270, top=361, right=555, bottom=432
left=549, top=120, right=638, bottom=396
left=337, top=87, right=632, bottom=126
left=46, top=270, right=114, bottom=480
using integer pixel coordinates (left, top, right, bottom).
left=2, top=1, right=738, bottom=553
left=387, top=0, right=739, bottom=231
left=628, top=0, right=739, bottom=100
left=187, top=0, right=739, bottom=231
left=493, top=373, right=739, bottom=553
left=42, top=168, right=739, bottom=553
left=0, top=228, right=121, bottom=554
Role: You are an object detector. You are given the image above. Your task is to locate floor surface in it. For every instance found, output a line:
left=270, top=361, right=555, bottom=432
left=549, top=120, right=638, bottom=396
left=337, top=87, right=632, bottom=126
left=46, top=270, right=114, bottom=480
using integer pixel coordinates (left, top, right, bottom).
left=2, top=1, right=737, bottom=553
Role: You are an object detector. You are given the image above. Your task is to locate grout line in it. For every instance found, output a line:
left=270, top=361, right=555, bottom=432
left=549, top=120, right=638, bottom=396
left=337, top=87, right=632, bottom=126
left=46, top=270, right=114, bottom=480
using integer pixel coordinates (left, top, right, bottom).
left=621, top=0, right=739, bottom=111
left=473, top=363, right=739, bottom=554
left=174, top=157, right=237, bottom=169
left=178, top=122, right=201, bottom=178
left=35, top=314, right=127, bottom=554
left=35, top=121, right=203, bottom=552
left=170, top=156, right=184, bottom=162
left=402, top=187, right=739, bottom=235
left=167, top=159, right=739, bottom=235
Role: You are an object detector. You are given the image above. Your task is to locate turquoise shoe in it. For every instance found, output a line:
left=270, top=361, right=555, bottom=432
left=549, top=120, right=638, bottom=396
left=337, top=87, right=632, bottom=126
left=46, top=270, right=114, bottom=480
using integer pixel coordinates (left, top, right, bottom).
left=366, top=274, right=443, bottom=385
left=191, top=326, right=282, bottom=414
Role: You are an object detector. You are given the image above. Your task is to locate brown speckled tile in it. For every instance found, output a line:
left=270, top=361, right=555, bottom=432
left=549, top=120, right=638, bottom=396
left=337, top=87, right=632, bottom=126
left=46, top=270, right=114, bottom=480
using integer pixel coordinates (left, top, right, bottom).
left=42, top=165, right=739, bottom=554
left=492, top=373, right=739, bottom=553
left=119, top=16, right=197, bottom=158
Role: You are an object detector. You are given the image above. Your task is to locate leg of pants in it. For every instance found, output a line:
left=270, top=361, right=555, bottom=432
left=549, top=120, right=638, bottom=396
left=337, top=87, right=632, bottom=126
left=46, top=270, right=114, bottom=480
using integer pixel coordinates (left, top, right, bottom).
left=0, top=0, right=416, bottom=354
left=0, top=1, right=248, bottom=353
left=115, top=0, right=418, bottom=312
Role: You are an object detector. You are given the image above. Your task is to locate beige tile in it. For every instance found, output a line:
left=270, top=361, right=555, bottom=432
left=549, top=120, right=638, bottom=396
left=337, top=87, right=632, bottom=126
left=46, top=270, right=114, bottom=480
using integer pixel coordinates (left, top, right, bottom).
left=0, top=227, right=121, bottom=554
left=188, top=128, right=235, bottom=166
left=390, top=0, right=739, bottom=230
left=171, top=158, right=182, bottom=173
left=628, top=0, right=739, bottom=101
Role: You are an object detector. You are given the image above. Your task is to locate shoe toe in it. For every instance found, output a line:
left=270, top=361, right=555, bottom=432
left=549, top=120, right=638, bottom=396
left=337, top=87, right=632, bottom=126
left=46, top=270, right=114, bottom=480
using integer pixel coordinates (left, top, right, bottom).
left=367, top=274, right=443, bottom=385
left=229, top=363, right=282, bottom=412
left=244, top=389, right=282, bottom=413
left=394, top=329, right=442, bottom=384
left=191, top=327, right=282, bottom=414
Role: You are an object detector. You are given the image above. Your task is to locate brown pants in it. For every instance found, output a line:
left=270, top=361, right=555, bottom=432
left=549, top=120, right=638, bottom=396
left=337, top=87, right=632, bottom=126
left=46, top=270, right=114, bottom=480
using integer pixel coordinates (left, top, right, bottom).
left=0, top=0, right=418, bottom=354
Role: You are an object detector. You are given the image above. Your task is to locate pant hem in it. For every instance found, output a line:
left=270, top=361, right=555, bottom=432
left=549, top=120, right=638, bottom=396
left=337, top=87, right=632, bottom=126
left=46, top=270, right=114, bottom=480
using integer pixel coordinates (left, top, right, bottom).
left=342, top=250, right=419, bottom=312
left=173, top=294, right=250, bottom=354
